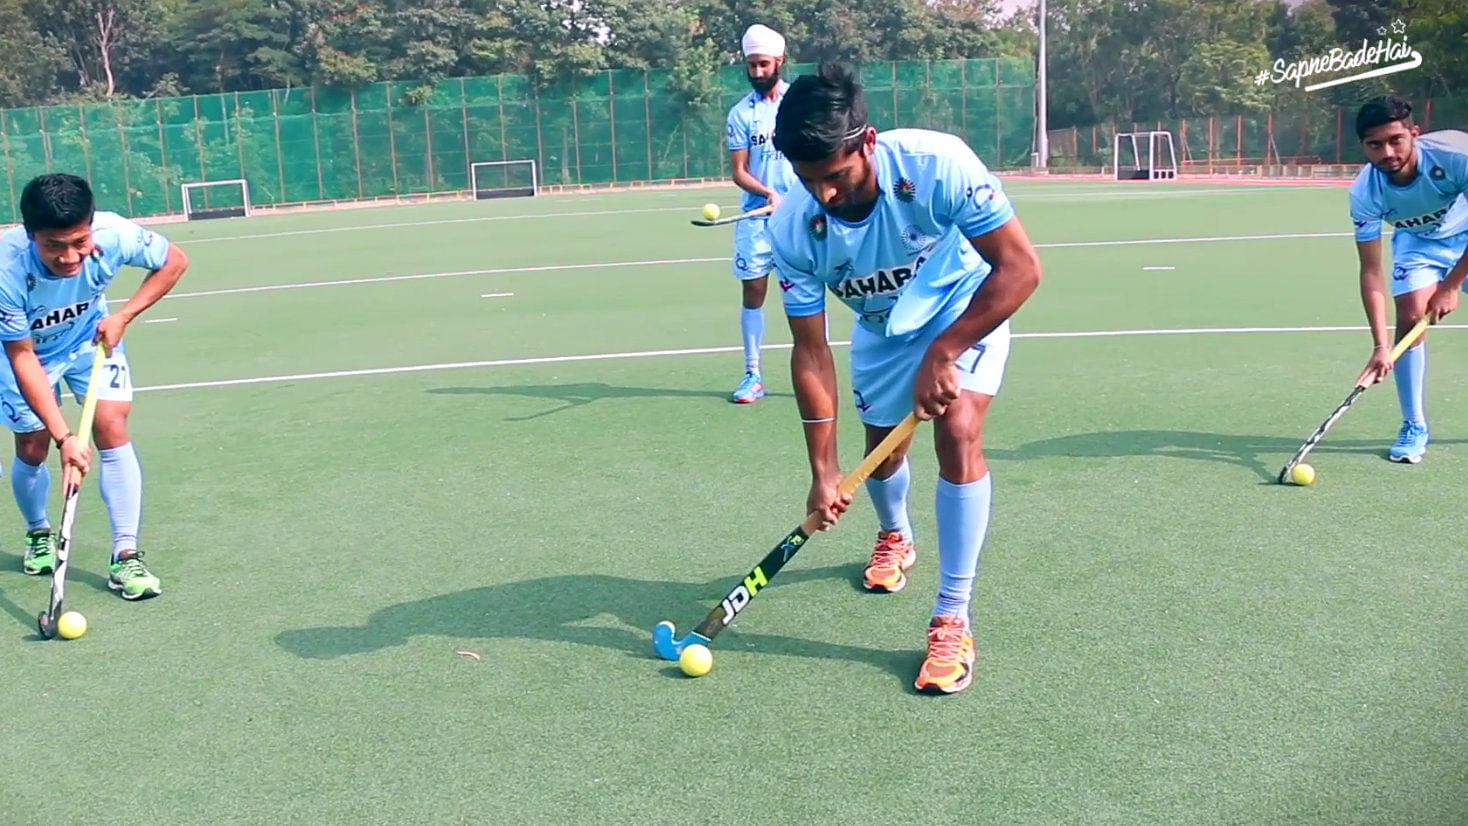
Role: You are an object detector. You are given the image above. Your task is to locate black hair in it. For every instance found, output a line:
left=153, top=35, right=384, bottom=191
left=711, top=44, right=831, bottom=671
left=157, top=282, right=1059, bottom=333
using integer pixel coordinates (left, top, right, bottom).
left=1356, top=95, right=1414, bottom=140
left=773, top=62, right=869, bottom=163
left=20, top=173, right=94, bottom=234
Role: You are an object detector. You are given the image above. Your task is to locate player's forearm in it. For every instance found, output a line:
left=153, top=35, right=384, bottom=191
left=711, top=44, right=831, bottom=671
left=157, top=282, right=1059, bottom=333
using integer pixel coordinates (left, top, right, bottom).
left=790, top=341, right=841, bottom=477
left=7, top=351, right=70, bottom=441
left=731, top=166, right=774, bottom=200
left=113, top=245, right=189, bottom=325
left=1357, top=266, right=1392, bottom=348
left=930, top=261, right=1041, bottom=361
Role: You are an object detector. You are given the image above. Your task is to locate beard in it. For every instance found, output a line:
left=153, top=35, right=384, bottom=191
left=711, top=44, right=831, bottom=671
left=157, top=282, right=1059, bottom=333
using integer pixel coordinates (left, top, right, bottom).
left=747, top=73, right=778, bottom=95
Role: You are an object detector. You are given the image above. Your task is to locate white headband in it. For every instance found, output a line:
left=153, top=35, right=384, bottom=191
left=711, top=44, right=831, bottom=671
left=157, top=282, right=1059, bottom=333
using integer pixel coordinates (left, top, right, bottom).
left=742, top=24, right=785, bottom=58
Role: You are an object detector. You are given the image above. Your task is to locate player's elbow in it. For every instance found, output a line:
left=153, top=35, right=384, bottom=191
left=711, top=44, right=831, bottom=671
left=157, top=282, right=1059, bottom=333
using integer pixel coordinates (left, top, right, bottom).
left=1004, top=246, right=1042, bottom=296
left=169, top=243, right=190, bottom=273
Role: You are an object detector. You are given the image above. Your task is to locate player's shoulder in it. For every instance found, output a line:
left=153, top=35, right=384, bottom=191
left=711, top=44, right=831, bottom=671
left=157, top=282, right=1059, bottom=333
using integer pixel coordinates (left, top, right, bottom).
left=92, top=210, right=165, bottom=254
left=877, top=129, right=990, bottom=185
left=90, top=209, right=143, bottom=237
left=725, top=90, right=757, bottom=121
left=1347, top=164, right=1379, bottom=201
left=1417, top=130, right=1468, bottom=157
left=768, top=190, right=823, bottom=260
left=1417, top=130, right=1468, bottom=179
left=878, top=129, right=983, bottom=162
left=769, top=187, right=815, bottom=235
left=0, top=226, right=33, bottom=299
left=0, top=224, right=31, bottom=272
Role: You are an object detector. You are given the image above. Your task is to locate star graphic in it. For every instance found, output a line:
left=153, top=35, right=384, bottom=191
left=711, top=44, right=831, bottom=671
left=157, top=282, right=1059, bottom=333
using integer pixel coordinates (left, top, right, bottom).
left=1391, top=18, right=1406, bottom=35
left=1377, top=26, right=1388, bottom=35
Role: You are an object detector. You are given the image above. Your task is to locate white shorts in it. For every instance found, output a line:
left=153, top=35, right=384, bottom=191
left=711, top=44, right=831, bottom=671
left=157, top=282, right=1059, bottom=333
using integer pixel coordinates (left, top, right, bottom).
left=849, top=318, right=1011, bottom=428
left=732, top=218, right=775, bottom=281
left=1390, top=230, right=1468, bottom=297
left=0, top=344, right=133, bottom=434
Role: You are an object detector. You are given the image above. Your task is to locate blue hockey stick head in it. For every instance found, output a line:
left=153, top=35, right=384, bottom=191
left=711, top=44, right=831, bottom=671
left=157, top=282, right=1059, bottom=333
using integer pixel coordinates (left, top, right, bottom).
left=652, top=620, right=711, bottom=661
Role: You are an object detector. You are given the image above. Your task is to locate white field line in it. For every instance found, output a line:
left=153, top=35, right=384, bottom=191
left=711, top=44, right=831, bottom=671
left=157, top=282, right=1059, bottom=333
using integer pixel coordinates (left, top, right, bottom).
left=135, top=324, right=1464, bottom=393
left=112, top=230, right=1353, bottom=305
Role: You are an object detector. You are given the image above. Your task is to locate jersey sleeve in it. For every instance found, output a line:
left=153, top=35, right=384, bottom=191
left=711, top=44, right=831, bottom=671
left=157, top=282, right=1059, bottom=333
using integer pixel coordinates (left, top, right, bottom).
left=110, top=219, right=171, bottom=271
left=0, top=281, right=29, bottom=342
left=770, top=219, right=825, bottom=318
left=1446, top=134, right=1468, bottom=196
left=1348, top=180, right=1383, bottom=242
left=933, top=140, right=1016, bottom=239
left=726, top=106, right=750, bottom=152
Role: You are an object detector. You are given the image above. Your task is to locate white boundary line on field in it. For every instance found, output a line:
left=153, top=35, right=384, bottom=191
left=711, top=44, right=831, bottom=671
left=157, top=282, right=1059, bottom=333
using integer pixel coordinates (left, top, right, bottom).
left=134, top=323, right=1465, bottom=394
left=176, top=186, right=1332, bottom=245
left=116, top=230, right=1354, bottom=303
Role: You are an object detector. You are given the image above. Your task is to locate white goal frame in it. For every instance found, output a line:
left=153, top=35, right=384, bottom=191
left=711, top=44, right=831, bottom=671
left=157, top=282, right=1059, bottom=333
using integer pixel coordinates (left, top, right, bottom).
left=1113, top=131, right=1178, bottom=181
left=181, top=178, right=252, bottom=220
left=469, top=160, right=539, bottom=199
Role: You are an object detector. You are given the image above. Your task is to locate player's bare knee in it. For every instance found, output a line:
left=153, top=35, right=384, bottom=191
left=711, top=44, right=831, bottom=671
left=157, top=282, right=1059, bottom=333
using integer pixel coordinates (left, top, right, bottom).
left=865, top=426, right=912, bottom=477
left=932, top=395, right=991, bottom=481
left=14, top=430, right=49, bottom=465
left=742, top=277, right=768, bottom=308
left=92, top=403, right=130, bottom=449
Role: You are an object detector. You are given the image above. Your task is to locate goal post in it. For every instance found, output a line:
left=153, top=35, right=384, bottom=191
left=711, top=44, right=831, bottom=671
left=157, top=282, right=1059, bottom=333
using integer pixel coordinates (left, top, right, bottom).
left=469, top=160, right=538, bottom=200
left=181, top=179, right=252, bottom=220
left=1113, top=131, right=1178, bottom=181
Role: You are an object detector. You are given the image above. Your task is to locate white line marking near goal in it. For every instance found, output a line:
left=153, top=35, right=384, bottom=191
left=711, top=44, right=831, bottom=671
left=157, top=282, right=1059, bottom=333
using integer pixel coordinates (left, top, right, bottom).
left=480, top=292, right=514, bottom=299
left=144, top=317, right=178, bottom=324
left=1143, top=266, right=1176, bottom=271
left=133, top=324, right=1465, bottom=394
left=113, top=230, right=1356, bottom=305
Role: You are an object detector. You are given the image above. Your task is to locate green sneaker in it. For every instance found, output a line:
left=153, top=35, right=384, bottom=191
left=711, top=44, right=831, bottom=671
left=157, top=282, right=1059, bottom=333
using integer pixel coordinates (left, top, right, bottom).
left=108, top=550, right=161, bottom=601
left=22, top=529, right=56, bottom=575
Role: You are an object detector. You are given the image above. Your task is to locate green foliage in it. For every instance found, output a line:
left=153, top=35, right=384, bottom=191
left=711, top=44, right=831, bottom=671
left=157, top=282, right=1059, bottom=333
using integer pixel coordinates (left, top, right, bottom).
left=0, top=0, right=1465, bottom=148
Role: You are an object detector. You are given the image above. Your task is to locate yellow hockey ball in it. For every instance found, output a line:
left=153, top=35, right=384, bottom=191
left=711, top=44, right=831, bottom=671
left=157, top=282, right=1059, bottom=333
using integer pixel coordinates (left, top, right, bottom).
left=679, top=643, right=713, bottom=677
left=57, top=610, right=87, bottom=639
left=1290, top=463, right=1316, bottom=486
left=701, top=203, right=721, bottom=221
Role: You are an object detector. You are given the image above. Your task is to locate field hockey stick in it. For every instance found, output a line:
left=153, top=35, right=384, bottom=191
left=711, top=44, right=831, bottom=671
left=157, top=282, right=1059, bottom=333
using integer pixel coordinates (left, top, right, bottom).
left=1277, top=317, right=1430, bottom=484
left=37, top=346, right=108, bottom=639
left=689, top=204, right=775, bottom=227
left=652, top=412, right=921, bottom=660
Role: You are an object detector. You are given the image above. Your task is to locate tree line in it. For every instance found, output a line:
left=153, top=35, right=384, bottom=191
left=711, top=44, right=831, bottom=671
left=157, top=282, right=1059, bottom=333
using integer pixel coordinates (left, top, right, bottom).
left=0, top=0, right=1462, bottom=129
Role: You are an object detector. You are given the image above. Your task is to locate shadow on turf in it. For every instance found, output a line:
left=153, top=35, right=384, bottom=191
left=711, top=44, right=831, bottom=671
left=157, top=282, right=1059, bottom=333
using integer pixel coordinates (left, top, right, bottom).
left=425, top=382, right=791, bottom=419
left=989, top=429, right=1468, bottom=482
left=273, top=562, right=925, bottom=690
left=0, top=550, right=113, bottom=637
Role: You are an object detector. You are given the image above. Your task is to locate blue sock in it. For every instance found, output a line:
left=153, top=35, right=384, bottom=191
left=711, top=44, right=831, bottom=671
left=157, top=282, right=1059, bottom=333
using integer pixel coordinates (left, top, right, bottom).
left=11, top=457, right=49, bottom=531
left=934, top=474, right=993, bottom=622
left=99, top=443, right=142, bottom=559
left=740, top=306, right=764, bottom=374
left=1394, top=343, right=1427, bottom=426
left=864, top=458, right=913, bottom=544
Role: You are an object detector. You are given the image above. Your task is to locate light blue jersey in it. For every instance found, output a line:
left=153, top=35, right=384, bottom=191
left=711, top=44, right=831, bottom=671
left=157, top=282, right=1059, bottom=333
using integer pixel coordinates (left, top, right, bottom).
left=0, top=211, right=170, bottom=363
left=770, top=128, right=1016, bottom=339
left=726, top=81, right=797, bottom=213
left=1350, top=130, right=1468, bottom=243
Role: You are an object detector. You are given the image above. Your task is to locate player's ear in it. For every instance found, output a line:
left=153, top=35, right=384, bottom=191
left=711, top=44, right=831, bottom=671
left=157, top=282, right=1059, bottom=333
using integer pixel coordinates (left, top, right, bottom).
left=862, top=126, right=877, bottom=156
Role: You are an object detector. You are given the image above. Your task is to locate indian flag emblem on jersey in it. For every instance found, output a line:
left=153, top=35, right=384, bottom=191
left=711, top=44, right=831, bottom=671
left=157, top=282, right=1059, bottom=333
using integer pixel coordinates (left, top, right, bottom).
left=808, top=214, right=827, bottom=240
left=894, top=177, right=917, bottom=202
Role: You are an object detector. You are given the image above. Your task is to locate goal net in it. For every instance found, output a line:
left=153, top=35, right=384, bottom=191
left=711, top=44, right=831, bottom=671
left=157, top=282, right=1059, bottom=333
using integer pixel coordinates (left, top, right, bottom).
left=181, top=179, right=252, bottom=220
left=1113, top=131, right=1178, bottom=181
left=469, top=160, right=538, bottom=200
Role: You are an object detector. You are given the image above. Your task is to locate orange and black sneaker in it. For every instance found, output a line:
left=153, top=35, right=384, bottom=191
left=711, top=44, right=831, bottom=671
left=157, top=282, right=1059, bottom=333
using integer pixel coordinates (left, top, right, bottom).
left=863, top=530, right=916, bottom=593
left=914, top=615, right=976, bottom=695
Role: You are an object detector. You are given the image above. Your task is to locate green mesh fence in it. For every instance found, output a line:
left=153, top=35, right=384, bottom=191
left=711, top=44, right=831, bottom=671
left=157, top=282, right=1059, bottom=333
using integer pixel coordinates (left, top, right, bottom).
left=0, top=59, right=1035, bottom=222
left=1046, top=95, right=1468, bottom=170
